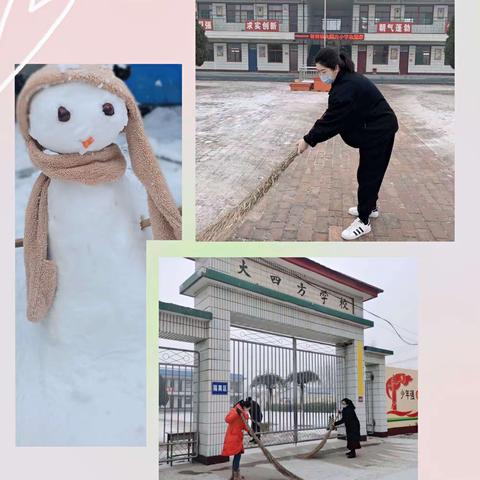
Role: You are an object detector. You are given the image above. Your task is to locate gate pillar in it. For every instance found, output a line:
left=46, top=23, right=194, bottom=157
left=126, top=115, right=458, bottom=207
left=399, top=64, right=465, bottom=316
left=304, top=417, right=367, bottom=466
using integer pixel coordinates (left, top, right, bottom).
left=364, top=346, right=394, bottom=437
left=194, top=286, right=232, bottom=464
left=336, top=340, right=368, bottom=440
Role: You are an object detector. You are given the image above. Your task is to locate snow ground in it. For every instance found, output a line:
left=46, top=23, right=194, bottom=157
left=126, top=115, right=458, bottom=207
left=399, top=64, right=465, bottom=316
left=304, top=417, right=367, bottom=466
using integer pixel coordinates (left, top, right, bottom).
left=196, top=81, right=454, bottom=234
left=160, top=434, right=418, bottom=480
left=15, top=105, right=181, bottom=238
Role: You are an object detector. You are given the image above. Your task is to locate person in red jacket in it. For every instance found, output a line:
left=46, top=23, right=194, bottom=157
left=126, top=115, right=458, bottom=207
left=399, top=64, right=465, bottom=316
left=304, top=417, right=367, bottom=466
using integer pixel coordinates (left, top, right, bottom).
left=222, top=399, right=251, bottom=479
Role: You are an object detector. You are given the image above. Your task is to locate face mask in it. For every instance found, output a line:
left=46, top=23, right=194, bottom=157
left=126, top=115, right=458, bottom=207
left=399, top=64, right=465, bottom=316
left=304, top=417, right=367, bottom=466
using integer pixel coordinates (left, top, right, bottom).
left=320, top=73, right=335, bottom=85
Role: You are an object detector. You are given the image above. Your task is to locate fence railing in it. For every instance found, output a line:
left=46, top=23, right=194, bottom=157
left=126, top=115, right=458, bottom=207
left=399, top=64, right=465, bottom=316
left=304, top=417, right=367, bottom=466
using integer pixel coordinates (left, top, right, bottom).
left=230, top=329, right=345, bottom=447
left=298, top=67, right=317, bottom=81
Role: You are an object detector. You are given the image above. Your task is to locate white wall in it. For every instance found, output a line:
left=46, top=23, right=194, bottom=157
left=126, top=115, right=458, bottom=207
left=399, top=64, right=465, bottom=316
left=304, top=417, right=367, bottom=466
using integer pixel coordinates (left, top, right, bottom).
left=198, top=42, right=249, bottom=71
left=408, top=45, right=454, bottom=74
left=351, top=44, right=359, bottom=69
left=257, top=43, right=290, bottom=71
left=209, top=2, right=290, bottom=33
left=352, top=4, right=360, bottom=33
left=298, top=42, right=308, bottom=68
left=366, top=44, right=400, bottom=73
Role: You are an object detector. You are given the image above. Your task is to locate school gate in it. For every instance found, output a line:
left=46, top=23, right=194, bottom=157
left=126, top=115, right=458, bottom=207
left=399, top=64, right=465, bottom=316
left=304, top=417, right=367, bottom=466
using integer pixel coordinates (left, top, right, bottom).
left=159, top=258, right=393, bottom=464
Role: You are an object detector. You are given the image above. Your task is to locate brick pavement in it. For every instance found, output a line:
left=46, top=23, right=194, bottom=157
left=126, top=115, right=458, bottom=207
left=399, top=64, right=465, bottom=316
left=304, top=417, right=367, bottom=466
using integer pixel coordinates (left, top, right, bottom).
left=196, top=82, right=454, bottom=241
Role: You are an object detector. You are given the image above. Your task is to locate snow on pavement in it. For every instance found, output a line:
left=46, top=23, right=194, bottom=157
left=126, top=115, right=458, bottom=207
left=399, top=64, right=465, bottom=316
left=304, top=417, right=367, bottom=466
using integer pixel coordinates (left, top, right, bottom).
left=160, top=434, right=418, bottom=480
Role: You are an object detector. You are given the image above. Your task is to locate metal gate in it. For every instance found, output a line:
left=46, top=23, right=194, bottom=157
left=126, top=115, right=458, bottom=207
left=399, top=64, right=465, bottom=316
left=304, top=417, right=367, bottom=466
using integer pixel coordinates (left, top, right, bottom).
left=159, top=347, right=199, bottom=464
left=230, top=327, right=346, bottom=447
left=365, top=371, right=375, bottom=434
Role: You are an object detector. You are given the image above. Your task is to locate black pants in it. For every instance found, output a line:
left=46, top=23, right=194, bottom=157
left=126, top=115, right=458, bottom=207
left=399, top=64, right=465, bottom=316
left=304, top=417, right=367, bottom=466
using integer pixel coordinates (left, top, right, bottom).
left=357, top=134, right=395, bottom=224
left=252, top=421, right=261, bottom=440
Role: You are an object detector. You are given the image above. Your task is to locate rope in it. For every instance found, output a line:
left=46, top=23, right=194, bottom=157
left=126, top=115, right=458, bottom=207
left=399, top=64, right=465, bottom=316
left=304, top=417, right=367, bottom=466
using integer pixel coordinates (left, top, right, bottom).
left=297, top=414, right=340, bottom=459
left=236, top=408, right=304, bottom=480
left=198, top=150, right=299, bottom=241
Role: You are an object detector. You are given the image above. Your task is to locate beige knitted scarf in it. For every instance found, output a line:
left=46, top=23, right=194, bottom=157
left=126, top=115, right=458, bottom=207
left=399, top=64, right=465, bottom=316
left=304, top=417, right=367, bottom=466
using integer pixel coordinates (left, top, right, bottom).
left=17, top=65, right=182, bottom=322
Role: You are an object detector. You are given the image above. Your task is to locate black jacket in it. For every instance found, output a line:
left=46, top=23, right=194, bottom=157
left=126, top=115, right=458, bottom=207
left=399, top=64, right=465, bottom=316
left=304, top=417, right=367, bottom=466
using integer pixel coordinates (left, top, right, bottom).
left=250, top=400, right=263, bottom=423
left=334, top=404, right=361, bottom=441
left=304, top=70, right=398, bottom=149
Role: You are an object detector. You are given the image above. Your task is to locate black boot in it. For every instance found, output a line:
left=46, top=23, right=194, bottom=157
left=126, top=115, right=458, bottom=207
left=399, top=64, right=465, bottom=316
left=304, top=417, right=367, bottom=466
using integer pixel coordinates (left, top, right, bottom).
left=347, top=450, right=356, bottom=458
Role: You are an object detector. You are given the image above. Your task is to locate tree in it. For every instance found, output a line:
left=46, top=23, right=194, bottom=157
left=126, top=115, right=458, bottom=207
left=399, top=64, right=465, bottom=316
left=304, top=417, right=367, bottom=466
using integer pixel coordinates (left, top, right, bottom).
left=251, top=374, right=284, bottom=420
left=445, top=17, right=455, bottom=69
left=196, top=21, right=208, bottom=67
left=286, top=370, right=320, bottom=413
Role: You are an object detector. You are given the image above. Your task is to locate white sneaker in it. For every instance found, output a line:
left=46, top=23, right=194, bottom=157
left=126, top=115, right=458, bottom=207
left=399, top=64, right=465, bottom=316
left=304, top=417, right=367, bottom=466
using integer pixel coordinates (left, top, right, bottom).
left=348, top=207, right=379, bottom=218
left=341, top=218, right=372, bottom=241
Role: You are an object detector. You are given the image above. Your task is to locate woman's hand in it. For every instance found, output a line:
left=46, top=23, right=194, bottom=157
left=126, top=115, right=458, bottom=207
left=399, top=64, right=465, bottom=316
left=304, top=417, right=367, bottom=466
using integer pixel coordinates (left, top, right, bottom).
left=296, top=138, right=310, bottom=155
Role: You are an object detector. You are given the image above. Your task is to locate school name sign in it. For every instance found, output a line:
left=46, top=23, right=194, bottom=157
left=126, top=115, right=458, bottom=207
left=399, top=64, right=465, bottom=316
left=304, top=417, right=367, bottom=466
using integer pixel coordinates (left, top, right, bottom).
left=295, top=33, right=365, bottom=41
left=231, top=258, right=355, bottom=314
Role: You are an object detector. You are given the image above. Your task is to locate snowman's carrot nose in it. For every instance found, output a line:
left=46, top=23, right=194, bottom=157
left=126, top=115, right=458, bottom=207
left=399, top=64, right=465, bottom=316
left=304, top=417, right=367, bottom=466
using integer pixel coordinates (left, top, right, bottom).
left=82, top=136, right=94, bottom=149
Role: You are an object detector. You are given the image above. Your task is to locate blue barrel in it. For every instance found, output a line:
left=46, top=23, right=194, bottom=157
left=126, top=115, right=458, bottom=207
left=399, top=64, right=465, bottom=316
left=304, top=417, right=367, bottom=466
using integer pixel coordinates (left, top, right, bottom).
left=125, top=64, right=182, bottom=106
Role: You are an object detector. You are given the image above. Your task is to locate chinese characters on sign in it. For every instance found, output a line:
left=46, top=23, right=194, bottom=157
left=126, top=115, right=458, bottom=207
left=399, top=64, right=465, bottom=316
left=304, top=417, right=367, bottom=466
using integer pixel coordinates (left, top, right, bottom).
left=234, top=259, right=353, bottom=313
left=270, top=275, right=281, bottom=286
left=238, top=259, right=251, bottom=277
left=376, top=22, right=413, bottom=34
left=400, top=389, right=418, bottom=400
left=199, top=19, right=213, bottom=30
left=294, top=33, right=365, bottom=41
left=339, top=298, right=349, bottom=310
left=245, top=20, right=279, bottom=32
left=211, top=382, right=228, bottom=395
left=319, top=290, right=328, bottom=305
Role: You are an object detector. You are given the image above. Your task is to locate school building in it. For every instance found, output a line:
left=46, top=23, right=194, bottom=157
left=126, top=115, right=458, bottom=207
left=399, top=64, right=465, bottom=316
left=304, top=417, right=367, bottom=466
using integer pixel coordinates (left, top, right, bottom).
left=159, top=257, right=409, bottom=465
left=196, top=0, right=454, bottom=75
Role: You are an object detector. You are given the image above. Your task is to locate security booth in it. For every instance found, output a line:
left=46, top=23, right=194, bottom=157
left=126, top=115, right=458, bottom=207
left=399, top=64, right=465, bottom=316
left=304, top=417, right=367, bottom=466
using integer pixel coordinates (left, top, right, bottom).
left=159, top=258, right=394, bottom=465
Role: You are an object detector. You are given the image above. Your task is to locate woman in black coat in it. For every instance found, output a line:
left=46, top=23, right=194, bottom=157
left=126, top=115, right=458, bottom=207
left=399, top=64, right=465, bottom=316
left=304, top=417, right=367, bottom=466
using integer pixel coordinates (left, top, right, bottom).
left=297, top=47, right=399, bottom=241
left=334, top=398, right=362, bottom=458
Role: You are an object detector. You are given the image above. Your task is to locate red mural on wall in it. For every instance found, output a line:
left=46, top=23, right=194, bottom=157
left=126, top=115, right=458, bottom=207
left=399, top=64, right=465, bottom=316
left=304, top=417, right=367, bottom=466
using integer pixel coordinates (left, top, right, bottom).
left=386, top=373, right=418, bottom=417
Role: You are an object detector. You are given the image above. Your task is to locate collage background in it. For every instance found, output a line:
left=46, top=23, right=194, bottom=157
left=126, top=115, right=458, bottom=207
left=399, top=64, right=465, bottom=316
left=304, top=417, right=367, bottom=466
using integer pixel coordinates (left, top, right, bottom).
left=0, top=1, right=478, bottom=479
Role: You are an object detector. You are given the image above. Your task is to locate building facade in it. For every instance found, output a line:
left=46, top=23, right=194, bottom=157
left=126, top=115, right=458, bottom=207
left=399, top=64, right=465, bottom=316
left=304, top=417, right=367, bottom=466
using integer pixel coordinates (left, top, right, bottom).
left=196, top=0, right=454, bottom=75
left=159, top=258, right=396, bottom=464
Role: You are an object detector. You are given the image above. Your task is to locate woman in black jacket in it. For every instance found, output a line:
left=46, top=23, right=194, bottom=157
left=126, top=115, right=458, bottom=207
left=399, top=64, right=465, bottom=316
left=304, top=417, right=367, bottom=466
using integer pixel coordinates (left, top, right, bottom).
left=297, top=48, right=399, bottom=241
left=334, top=398, right=362, bottom=458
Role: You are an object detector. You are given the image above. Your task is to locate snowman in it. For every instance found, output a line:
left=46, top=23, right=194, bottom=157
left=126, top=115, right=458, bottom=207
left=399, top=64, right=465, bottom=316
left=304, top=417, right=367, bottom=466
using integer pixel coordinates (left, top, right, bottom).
left=15, top=65, right=181, bottom=446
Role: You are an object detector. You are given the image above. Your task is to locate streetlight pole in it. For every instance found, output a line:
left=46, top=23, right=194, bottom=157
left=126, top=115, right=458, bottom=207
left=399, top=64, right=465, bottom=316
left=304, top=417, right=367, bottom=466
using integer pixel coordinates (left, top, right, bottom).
left=323, top=0, right=327, bottom=47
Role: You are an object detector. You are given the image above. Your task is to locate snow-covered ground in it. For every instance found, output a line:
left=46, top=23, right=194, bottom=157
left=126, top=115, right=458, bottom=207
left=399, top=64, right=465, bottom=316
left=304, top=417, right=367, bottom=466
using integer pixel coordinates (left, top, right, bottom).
left=160, top=434, right=418, bottom=480
left=196, top=81, right=454, bottom=234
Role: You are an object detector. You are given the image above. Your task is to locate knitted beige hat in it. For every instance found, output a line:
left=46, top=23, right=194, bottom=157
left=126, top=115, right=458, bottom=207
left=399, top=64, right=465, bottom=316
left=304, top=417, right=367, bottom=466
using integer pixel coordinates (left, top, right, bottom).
left=17, top=64, right=182, bottom=322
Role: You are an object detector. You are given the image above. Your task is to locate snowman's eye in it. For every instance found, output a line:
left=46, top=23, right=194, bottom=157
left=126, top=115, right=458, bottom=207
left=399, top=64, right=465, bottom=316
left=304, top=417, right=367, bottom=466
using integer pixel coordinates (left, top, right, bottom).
left=57, top=106, right=71, bottom=122
left=102, top=103, right=115, bottom=116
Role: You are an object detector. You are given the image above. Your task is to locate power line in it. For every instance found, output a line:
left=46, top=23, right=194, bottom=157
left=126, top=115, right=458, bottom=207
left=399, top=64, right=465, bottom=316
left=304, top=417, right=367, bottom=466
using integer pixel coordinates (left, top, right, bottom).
left=254, top=259, right=418, bottom=347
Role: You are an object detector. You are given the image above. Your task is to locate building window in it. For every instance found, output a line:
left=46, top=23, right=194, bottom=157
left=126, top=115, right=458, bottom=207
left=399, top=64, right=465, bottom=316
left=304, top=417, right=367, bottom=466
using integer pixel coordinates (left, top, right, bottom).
left=227, top=43, right=242, bottom=62
left=404, top=5, right=434, bottom=25
left=373, top=45, right=389, bottom=65
left=359, top=5, right=369, bottom=32
left=392, top=6, right=402, bottom=21
left=206, top=42, right=214, bottom=62
left=197, top=2, right=212, bottom=20
left=268, top=4, right=283, bottom=22
left=226, top=3, right=254, bottom=23
left=217, top=45, right=224, bottom=57
left=268, top=44, right=283, bottom=63
left=374, top=5, right=390, bottom=23
left=415, top=46, right=431, bottom=65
